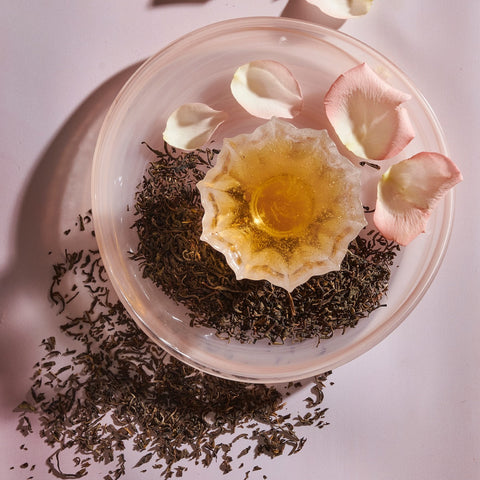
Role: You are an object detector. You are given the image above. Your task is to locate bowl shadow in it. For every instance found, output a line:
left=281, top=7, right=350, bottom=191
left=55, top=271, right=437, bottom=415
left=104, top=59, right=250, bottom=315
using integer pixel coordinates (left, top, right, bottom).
left=281, top=0, right=346, bottom=29
left=0, top=62, right=142, bottom=407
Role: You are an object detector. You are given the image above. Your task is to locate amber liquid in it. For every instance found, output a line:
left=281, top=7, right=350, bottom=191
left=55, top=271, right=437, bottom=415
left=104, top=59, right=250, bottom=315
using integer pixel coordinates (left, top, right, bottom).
left=225, top=138, right=349, bottom=245
left=250, top=174, right=315, bottom=237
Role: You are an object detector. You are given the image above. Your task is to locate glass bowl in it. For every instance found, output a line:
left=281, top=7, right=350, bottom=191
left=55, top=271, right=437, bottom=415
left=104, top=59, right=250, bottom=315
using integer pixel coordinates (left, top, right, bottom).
left=92, top=17, right=454, bottom=383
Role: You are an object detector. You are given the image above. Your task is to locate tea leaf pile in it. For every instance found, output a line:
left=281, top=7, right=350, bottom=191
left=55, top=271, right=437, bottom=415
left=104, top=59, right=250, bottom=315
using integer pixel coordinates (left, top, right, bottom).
left=14, top=213, right=331, bottom=479
left=131, top=143, right=400, bottom=344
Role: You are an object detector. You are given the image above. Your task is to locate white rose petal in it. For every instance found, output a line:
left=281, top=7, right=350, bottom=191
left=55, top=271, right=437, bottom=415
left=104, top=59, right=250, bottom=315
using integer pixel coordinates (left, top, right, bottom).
left=306, top=0, right=373, bottom=18
left=163, top=103, right=228, bottom=150
left=230, top=60, right=303, bottom=119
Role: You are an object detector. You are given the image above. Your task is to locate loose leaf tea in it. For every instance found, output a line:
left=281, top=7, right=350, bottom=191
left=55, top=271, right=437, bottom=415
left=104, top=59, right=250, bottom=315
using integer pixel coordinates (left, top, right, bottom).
left=14, top=213, right=331, bottom=479
left=131, top=143, right=400, bottom=344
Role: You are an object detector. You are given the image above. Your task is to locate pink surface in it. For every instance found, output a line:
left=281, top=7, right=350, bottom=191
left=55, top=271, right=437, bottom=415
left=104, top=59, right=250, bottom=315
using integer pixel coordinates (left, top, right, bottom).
left=1, top=1, right=479, bottom=479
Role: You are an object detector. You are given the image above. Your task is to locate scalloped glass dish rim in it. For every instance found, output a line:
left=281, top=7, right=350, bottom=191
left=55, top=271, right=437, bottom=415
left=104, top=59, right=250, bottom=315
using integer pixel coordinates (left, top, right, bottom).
left=92, top=17, right=454, bottom=383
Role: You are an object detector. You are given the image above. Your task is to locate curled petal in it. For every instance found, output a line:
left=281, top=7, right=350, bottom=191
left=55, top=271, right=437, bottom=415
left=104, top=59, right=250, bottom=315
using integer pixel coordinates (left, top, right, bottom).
left=306, top=0, right=373, bottom=18
left=230, top=60, right=303, bottom=119
left=374, top=152, right=463, bottom=245
left=163, top=103, right=228, bottom=150
left=325, top=63, right=415, bottom=160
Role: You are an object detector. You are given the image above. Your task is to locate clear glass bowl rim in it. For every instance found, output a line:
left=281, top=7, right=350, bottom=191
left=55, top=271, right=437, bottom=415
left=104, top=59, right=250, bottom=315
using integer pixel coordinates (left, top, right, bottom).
left=92, top=16, right=455, bottom=383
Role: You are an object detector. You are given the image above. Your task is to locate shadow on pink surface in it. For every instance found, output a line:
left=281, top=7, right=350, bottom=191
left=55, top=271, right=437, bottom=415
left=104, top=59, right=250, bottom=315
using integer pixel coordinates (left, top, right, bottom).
left=0, top=62, right=142, bottom=407
left=150, top=0, right=208, bottom=5
left=148, top=0, right=346, bottom=30
left=281, top=0, right=345, bottom=29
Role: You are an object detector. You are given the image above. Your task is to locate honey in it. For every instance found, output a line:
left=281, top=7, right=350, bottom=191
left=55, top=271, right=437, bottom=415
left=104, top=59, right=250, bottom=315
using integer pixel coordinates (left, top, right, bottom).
left=251, top=174, right=315, bottom=237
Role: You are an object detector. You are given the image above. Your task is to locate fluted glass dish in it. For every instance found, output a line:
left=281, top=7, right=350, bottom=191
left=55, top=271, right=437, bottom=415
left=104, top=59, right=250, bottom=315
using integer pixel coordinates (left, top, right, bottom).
left=92, top=17, right=454, bottom=383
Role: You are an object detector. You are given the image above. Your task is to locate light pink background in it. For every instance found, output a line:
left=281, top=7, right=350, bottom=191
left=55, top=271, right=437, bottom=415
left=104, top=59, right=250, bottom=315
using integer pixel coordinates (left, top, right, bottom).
left=1, top=1, right=479, bottom=479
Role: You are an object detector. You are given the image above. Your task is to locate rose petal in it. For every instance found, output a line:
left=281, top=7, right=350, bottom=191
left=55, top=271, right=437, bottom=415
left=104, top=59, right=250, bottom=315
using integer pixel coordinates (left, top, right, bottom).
left=374, top=152, right=463, bottom=245
left=325, top=63, right=415, bottom=160
left=306, top=0, right=373, bottom=18
left=163, top=103, right=228, bottom=150
left=230, top=60, right=303, bottom=119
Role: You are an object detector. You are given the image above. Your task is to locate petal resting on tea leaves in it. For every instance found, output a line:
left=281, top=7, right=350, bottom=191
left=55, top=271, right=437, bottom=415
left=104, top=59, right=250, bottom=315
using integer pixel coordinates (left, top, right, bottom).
left=324, top=63, right=415, bottom=160
left=230, top=60, right=303, bottom=119
left=306, top=0, right=374, bottom=18
left=374, top=152, right=463, bottom=245
left=163, top=103, right=228, bottom=150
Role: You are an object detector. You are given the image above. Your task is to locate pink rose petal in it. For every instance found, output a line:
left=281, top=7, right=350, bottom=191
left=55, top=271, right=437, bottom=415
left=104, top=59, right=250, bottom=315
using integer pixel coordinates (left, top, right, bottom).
left=325, top=63, right=415, bottom=160
left=374, top=152, right=463, bottom=245
left=230, top=60, right=303, bottom=119
left=306, top=0, right=373, bottom=18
